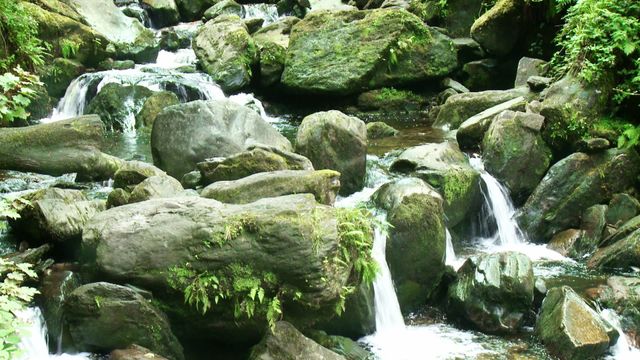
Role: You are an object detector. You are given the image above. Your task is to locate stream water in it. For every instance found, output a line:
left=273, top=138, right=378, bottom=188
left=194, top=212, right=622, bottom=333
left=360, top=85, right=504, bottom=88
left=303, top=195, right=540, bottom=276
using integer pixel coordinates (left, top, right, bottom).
left=2, top=3, right=638, bottom=360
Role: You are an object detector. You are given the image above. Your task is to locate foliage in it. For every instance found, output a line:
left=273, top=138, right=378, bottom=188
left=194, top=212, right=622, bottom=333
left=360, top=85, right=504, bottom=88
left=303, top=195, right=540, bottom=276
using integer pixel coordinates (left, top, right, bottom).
left=0, top=0, right=49, bottom=72
left=0, top=66, right=43, bottom=124
left=335, top=207, right=380, bottom=286
left=60, top=39, right=80, bottom=60
left=551, top=0, right=640, bottom=105
left=168, top=263, right=285, bottom=331
left=618, top=125, right=640, bottom=149
left=0, top=258, right=39, bottom=360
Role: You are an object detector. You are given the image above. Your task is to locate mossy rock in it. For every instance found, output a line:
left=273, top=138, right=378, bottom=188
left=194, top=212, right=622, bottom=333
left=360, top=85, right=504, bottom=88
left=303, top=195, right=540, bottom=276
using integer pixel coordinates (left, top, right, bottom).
left=175, top=0, right=217, bottom=21
left=366, top=122, right=398, bottom=139
left=256, top=40, right=286, bottom=88
left=470, top=0, right=523, bottom=56
left=357, top=88, right=426, bottom=112
left=85, top=83, right=154, bottom=131
left=39, top=58, right=86, bottom=99
left=193, top=15, right=258, bottom=92
left=136, top=91, right=180, bottom=127
left=142, top=0, right=180, bottom=28
left=202, top=0, right=243, bottom=22
left=282, top=8, right=458, bottom=95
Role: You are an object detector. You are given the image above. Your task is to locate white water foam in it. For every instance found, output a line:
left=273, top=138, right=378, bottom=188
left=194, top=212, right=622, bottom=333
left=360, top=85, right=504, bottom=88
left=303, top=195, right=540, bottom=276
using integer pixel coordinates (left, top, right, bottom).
left=601, top=309, right=640, bottom=359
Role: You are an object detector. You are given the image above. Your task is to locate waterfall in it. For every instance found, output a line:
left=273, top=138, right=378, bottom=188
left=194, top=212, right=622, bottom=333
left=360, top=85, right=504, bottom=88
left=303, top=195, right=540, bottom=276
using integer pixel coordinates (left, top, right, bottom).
left=601, top=309, right=640, bottom=359
left=469, top=156, right=526, bottom=246
left=371, top=213, right=405, bottom=331
left=445, top=229, right=460, bottom=269
left=15, top=307, right=90, bottom=360
left=242, top=4, right=280, bottom=24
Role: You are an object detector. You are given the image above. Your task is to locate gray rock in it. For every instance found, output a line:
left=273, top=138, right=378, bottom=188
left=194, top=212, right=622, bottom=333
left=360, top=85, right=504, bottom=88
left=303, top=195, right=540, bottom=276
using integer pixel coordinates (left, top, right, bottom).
left=129, top=175, right=185, bottom=203
left=606, top=193, right=640, bottom=228
left=151, top=100, right=292, bottom=179
left=588, top=228, right=640, bottom=271
left=548, top=229, right=584, bottom=258
left=64, top=282, right=184, bottom=360
left=252, top=16, right=300, bottom=49
left=367, top=122, right=398, bottom=139
left=470, top=0, right=523, bottom=56
left=442, top=78, right=470, bottom=94
left=527, top=76, right=552, bottom=92
left=142, top=0, right=180, bottom=28
left=480, top=110, right=552, bottom=202
left=456, top=97, right=527, bottom=150
left=536, top=286, right=616, bottom=360
left=85, top=83, right=154, bottom=131
left=113, top=161, right=168, bottom=190
left=136, top=91, right=180, bottom=128
left=249, top=321, right=346, bottom=360
left=201, top=170, right=341, bottom=205
left=193, top=15, right=257, bottom=92
left=180, top=171, right=202, bottom=189
left=110, top=345, right=168, bottom=360
left=373, top=178, right=446, bottom=312
left=452, top=37, right=485, bottom=63
left=175, top=0, right=217, bottom=21
left=296, top=111, right=367, bottom=196
left=447, top=252, right=534, bottom=333
left=202, top=0, right=243, bottom=21
left=516, top=148, right=640, bottom=242
left=389, top=142, right=481, bottom=227
left=514, top=57, right=547, bottom=87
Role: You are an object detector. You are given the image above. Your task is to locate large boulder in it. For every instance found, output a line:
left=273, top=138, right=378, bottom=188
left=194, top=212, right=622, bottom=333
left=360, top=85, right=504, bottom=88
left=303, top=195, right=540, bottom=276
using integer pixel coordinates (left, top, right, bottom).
left=480, top=110, right=552, bottom=203
left=193, top=15, right=258, bottom=92
left=540, top=75, right=610, bottom=155
left=536, top=286, right=616, bottom=360
left=456, top=97, right=527, bottom=150
left=151, top=100, right=292, bottom=179
left=64, top=0, right=160, bottom=62
left=256, top=40, right=286, bottom=87
left=85, top=83, right=154, bottom=131
left=10, top=188, right=105, bottom=246
left=390, top=142, right=481, bottom=227
left=295, top=111, right=367, bottom=196
left=142, top=0, right=180, bottom=28
left=281, top=9, right=457, bottom=95
left=433, top=87, right=530, bottom=129
left=81, top=194, right=376, bottom=340
left=128, top=175, right=185, bottom=204
left=373, top=178, right=446, bottom=312
left=64, top=282, right=184, bottom=360
left=447, top=252, right=534, bottom=333
left=136, top=91, right=180, bottom=128
left=588, top=228, right=640, bottom=271
left=201, top=170, right=341, bottom=205
left=197, top=146, right=313, bottom=185
left=249, top=321, right=346, bottom=360
left=470, top=0, right=523, bottom=56
left=113, top=161, right=168, bottom=190
left=516, top=148, right=640, bottom=242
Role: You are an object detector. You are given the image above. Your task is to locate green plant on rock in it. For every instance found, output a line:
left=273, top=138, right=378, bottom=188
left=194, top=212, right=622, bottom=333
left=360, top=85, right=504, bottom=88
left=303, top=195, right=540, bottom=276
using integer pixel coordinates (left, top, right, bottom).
left=0, top=66, right=43, bottom=124
left=551, top=0, right=640, bottom=105
left=0, top=0, right=49, bottom=72
left=0, top=258, right=39, bottom=360
left=335, top=206, right=381, bottom=286
left=60, top=39, right=81, bottom=60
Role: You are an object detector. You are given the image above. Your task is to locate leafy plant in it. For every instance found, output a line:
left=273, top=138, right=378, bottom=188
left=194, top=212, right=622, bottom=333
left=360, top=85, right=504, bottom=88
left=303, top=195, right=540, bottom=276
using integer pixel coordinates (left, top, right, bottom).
left=0, top=259, right=39, bottom=360
left=60, top=39, right=80, bottom=60
left=0, top=66, right=43, bottom=124
left=0, top=0, right=49, bottom=72
left=618, top=124, right=640, bottom=149
left=551, top=0, right=640, bottom=105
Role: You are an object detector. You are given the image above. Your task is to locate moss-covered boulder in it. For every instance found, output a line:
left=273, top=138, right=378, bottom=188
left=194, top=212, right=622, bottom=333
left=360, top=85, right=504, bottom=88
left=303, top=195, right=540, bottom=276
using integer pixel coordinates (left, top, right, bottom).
left=357, top=88, right=426, bottom=112
left=516, top=148, right=640, bottom=242
left=9, top=188, right=105, bottom=246
left=151, top=100, right=292, bottom=179
left=201, top=170, right=340, bottom=205
left=433, top=87, right=530, bottom=129
left=82, top=194, right=376, bottom=342
left=39, top=58, right=85, bottom=99
left=193, top=15, right=258, bottom=92
left=197, top=145, right=312, bottom=185
left=390, top=142, right=481, bottom=227
left=142, top=0, right=180, bottom=28
left=256, top=40, right=286, bottom=87
left=540, top=75, right=610, bottom=156
left=470, top=0, right=523, bottom=56
left=175, top=0, right=217, bottom=21
left=282, top=8, right=457, bottom=95
left=588, top=228, right=640, bottom=272
left=22, top=2, right=111, bottom=67
left=536, top=286, right=616, bottom=360
left=456, top=97, right=527, bottom=150
left=249, top=322, right=346, bottom=360
left=64, top=282, right=184, bottom=360
left=85, top=83, right=154, bottom=131
left=373, top=178, right=447, bottom=312
left=447, top=252, right=534, bottom=334
left=64, top=0, right=160, bottom=63
left=136, top=91, right=180, bottom=127
left=481, top=110, right=552, bottom=203
left=113, top=161, right=168, bottom=190
left=366, top=122, right=398, bottom=139
left=295, top=111, right=367, bottom=196
left=128, top=175, right=185, bottom=204
left=202, top=0, right=243, bottom=21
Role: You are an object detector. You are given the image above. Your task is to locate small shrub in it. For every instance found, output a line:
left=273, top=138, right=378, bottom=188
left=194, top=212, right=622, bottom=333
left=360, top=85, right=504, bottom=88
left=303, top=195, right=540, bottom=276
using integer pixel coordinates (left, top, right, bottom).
left=0, top=66, right=43, bottom=124
left=0, top=0, right=49, bottom=72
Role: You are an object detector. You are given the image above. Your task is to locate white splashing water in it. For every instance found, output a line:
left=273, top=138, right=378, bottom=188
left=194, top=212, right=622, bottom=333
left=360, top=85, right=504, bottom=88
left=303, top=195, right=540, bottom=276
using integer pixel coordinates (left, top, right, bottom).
left=242, top=4, right=280, bottom=24
left=15, top=308, right=90, bottom=360
left=335, top=155, right=394, bottom=208
left=601, top=309, right=640, bottom=360
left=445, top=229, right=464, bottom=270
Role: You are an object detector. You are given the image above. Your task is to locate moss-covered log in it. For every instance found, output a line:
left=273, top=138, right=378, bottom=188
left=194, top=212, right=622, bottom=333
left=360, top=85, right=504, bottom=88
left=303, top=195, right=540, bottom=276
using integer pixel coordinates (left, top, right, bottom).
left=0, top=115, right=123, bottom=180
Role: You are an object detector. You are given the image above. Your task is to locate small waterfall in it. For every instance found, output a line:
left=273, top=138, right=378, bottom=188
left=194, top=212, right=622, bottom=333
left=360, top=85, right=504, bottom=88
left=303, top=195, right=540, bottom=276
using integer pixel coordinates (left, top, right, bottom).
left=15, top=307, right=90, bottom=360
left=469, top=156, right=526, bottom=246
left=47, top=75, right=98, bottom=121
left=601, top=309, right=640, bottom=359
left=371, top=213, right=405, bottom=331
left=445, top=229, right=460, bottom=269
left=242, top=4, right=280, bottom=24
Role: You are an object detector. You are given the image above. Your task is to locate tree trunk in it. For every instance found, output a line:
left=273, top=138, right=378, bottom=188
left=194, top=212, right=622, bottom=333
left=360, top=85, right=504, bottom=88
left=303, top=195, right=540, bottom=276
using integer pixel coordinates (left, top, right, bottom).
left=0, top=115, right=123, bottom=180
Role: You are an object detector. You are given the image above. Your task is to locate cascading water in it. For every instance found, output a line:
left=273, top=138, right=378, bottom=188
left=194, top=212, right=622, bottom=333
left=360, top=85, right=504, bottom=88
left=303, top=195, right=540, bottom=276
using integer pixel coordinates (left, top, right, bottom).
left=444, top=229, right=462, bottom=269
left=601, top=309, right=640, bottom=360
left=15, top=308, right=89, bottom=360
left=242, top=4, right=280, bottom=24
